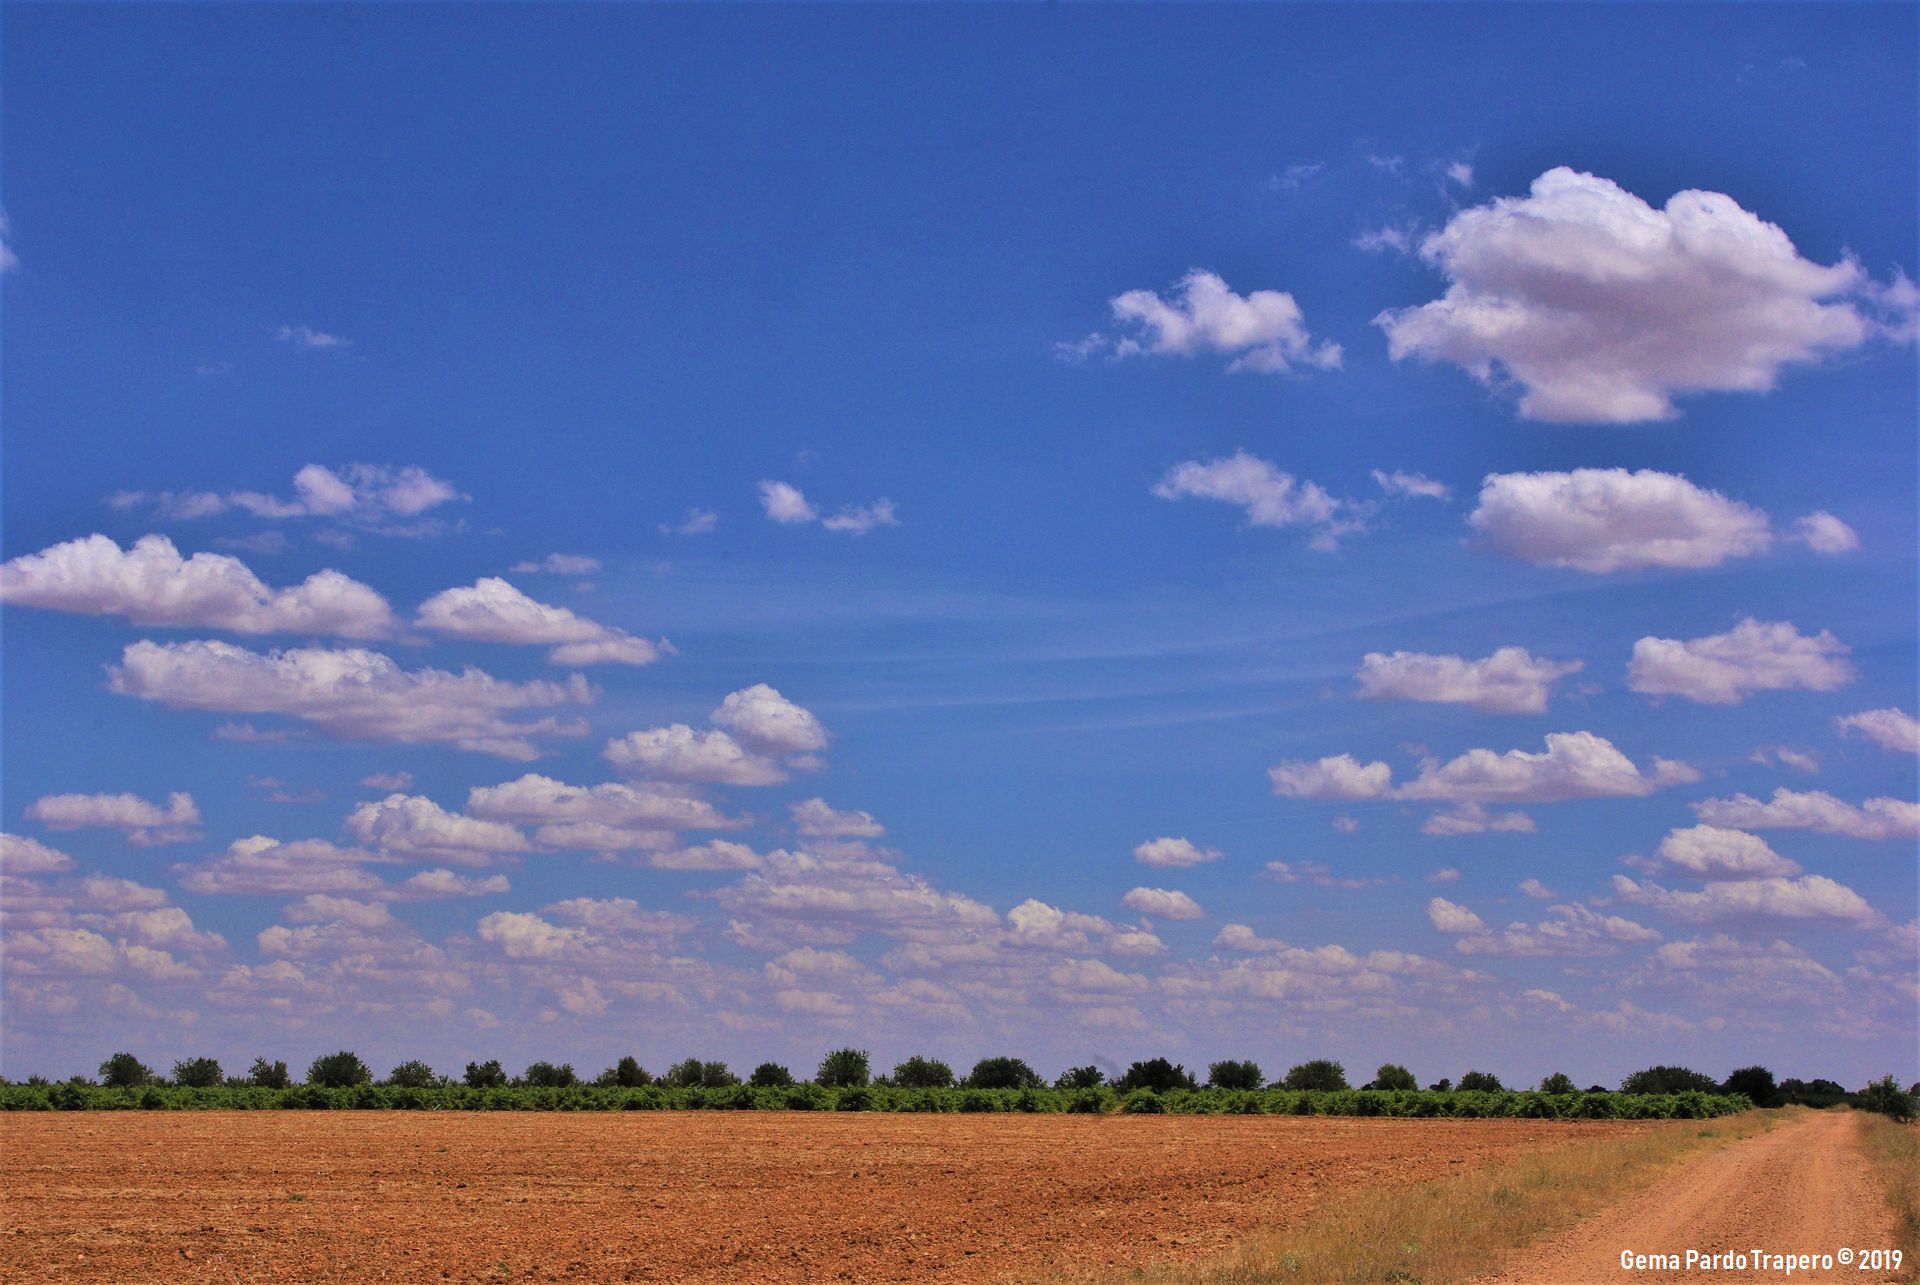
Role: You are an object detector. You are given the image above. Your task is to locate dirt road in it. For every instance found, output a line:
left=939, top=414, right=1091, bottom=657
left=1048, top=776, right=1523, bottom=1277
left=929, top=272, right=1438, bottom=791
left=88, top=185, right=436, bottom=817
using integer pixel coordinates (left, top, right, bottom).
left=1477, top=1110, right=1903, bottom=1285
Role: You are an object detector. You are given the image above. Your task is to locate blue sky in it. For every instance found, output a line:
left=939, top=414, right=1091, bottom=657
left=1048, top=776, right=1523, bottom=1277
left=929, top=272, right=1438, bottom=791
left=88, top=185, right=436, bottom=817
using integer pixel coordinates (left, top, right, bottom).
left=3, top=4, right=1915, bottom=1088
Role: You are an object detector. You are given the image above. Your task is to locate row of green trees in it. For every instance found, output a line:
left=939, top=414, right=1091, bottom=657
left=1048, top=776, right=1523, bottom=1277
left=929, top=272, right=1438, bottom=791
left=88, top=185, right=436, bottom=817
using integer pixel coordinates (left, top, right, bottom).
left=54, top=1051, right=1908, bottom=1107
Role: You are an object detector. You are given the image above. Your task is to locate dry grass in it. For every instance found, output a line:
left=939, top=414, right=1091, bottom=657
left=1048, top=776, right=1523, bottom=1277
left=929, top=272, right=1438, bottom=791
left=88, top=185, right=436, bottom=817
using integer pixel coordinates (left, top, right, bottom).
left=1050, top=1110, right=1789, bottom=1285
left=1859, top=1112, right=1919, bottom=1283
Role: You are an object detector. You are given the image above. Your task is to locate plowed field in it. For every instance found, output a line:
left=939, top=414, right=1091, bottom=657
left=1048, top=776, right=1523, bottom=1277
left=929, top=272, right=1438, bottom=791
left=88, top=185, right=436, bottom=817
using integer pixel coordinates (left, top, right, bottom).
left=1, top=1111, right=1669, bottom=1283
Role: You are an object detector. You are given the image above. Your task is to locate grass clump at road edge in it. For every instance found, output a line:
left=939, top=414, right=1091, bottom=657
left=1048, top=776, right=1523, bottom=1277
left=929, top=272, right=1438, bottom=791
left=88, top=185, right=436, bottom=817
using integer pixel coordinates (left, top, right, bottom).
left=1859, top=1112, right=1919, bottom=1283
left=1060, top=1108, right=1789, bottom=1285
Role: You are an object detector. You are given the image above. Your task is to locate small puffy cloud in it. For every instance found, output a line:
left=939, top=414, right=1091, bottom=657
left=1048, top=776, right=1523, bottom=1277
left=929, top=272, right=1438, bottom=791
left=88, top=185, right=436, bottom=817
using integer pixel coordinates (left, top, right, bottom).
left=1469, top=469, right=1773, bottom=573
left=1444, top=160, right=1474, bottom=189
left=360, top=771, right=414, bottom=791
left=1651, top=826, right=1800, bottom=880
left=1691, top=788, right=1918, bottom=841
left=1376, top=166, right=1912, bottom=423
left=1262, top=860, right=1388, bottom=889
left=1121, top=887, right=1204, bottom=919
left=274, top=324, right=351, bottom=350
left=466, top=773, right=737, bottom=836
left=1791, top=512, right=1859, bottom=554
left=416, top=578, right=663, bottom=667
left=649, top=840, right=764, bottom=871
left=1518, top=879, right=1555, bottom=900
left=790, top=798, right=884, bottom=839
left=1628, top=619, right=1853, bottom=705
left=1153, top=452, right=1364, bottom=551
left=24, top=791, right=201, bottom=846
left=1274, top=732, right=1692, bottom=805
left=123, top=463, right=464, bottom=525
left=1427, top=867, right=1462, bottom=883
left=508, top=554, right=601, bottom=576
left=1612, top=873, right=1879, bottom=924
left=1836, top=708, right=1920, bottom=755
left=174, top=835, right=387, bottom=897
left=1427, top=897, right=1487, bottom=933
left=758, top=482, right=896, bottom=534
left=343, top=794, right=530, bottom=865
left=393, top=869, right=511, bottom=899
left=1751, top=746, right=1819, bottom=774
left=1132, top=836, right=1223, bottom=868
left=109, top=639, right=593, bottom=760
left=1356, top=646, right=1582, bottom=714
left=1, top=833, right=75, bottom=874
left=283, top=895, right=397, bottom=930
left=603, top=725, right=786, bottom=786
left=1063, top=269, right=1341, bottom=374
left=0, top=534, right=397, bottom=638
left=1331, top=815, right=1359, bottom=834
left=658, top=509, right=719, bottom=537
left=1453, top=902, right=1661, bottom=956
left=476, top=910, right=589, bottom=960
left=1371, top=469, right=1452, bottom=501
left=711, top=683, right=827, bottom=756
left=1421, top=802, right=1536, bottom=836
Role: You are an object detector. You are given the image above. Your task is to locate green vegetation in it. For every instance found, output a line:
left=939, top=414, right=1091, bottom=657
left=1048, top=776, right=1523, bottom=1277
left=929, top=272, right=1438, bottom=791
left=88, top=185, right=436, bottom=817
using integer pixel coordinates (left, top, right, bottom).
left=890, top=1055, right=955, bottom=1088
left=1620, top=1065, right=1719, bottom=1095
left=747, top=1062, right=793, bottom=1088
left=385, top=1060, right=438, bottom=1089
left=99, top=1052, right=154, bottom=1088
left=1538, top=1072, right=1576, bottom=1095
left=306, top=1050, right=372, bottom=1088
left=963, top=1056, right=1043, bottom=1089
left=817, top=1048, right=870, bottom=1088
left=1283, top=1059, right=1348, bottom=1091
left=1369, top=1063, right=1418, bottom=1091
left=1857, top=1074, right=1919, bottom=1123
left=171, top=1056, right=224, bottom=1088
left=1207, top=1060, right=1264, bottom=1091
left=248, top=1057, right=291, bottom=1089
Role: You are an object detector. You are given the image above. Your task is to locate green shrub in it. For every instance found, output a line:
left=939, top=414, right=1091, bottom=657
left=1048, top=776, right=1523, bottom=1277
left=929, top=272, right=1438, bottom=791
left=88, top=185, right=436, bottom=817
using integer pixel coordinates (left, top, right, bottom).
left=1370, top=1063, right=1418, bottom=1091
left=1459, top=1070, right=1503, bottom=1092
left=665, top=1058, right=735, bottom=1088
left=1055, top=1065, right=1105, bottom=1090
left=98, top=1052, right=153, bottom=1088
left=1066, top=1088, right=1108, bottom=1114
left=50, top=1082, right=88, bottom=1111
left=1118, top=1058, right=1197, bottom=1093
left=171, top=1057, right=223, bottom=1088
left=1858, top=1075, right=1919, bottom=1123
left=835, top=1085, right=874, bottom=1112
left=964, top=1056, right=1042, bottom=1090
left=1720, top=1066, right=1779, bottom=1108
left=1283, top=1060, right=1348, bottom=1091
left=1120, top=1088, right=1166, bottom=1115
left=958, top=1089, right=995, bottom=1113
left=1539, top=1072, right=1576, bottom=1095
left=748, top=1062, right=793, bottom=1088
left=464, top=1059, right=507, bottom=1089
left=249, top=1058, right=291, bottom=1089
left=1207, top=1060, right=1264, bottom=1091
left=1621, top=1065, right=1717, bottom=1095
left=520, top=1061, right=576, bottom=1088
left=307, top=1051, right=371, bottom=1088
left=386, top=1060, right=437, bottom=1089
left=782, top=1084, right=828, bottom=1111
left=817, top=1048, right=870, bottom=1089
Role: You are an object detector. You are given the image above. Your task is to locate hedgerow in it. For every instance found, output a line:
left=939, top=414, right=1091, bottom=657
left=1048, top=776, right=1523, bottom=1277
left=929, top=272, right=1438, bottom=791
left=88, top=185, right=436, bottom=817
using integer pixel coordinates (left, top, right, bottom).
left=0, top=1082, right=1755, bottom=1117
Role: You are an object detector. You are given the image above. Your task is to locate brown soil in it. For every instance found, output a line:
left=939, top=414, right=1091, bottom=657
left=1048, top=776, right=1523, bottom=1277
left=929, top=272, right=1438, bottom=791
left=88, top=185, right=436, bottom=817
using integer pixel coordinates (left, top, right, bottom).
left=0, top=1111, right=1668, bottom=1283
left=1475, top=1110, right=1904, bottom=1285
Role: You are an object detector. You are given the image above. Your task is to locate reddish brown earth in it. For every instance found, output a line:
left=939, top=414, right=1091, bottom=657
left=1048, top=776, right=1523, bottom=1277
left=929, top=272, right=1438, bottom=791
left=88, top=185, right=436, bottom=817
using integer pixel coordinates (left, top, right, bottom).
left=1, top=1111, right=1670, bottom=1283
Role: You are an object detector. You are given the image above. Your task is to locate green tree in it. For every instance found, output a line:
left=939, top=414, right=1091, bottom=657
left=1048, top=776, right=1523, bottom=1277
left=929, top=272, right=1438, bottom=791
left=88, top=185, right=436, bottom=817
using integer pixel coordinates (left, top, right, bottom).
left=1458, top=1070, right=1504, bottom=1092
left=306, top=1050, right=372, bottom=1088
left=816, top=1048, right=871, bottom=1088
left=891, top=1055, right=955, bottom=1088
left=248, top=1057, right=291, bottom=1089
left=386, top=1060, right=437, bottom=1089
left=171, top=1057, right=224, bottom=1088
left=964, top=1056, right=1043, bottom=1090
left=748, top=1062, right=794, bottom=1088
left=665, top=1058, right=736, bottom=1088
left=1856, top=1075, right=1918, bottom=1123
left=608, top=1056, right=651, bottom=1087
left=1118, top=1058, right=1197, bottom=1093
left=1620, top=1066, right=1717, bottom=1095
left=520, top=1061, right=577, bottom=1088
left=1720, top=1066, right=1778, bottom=1107
left=1539, top=1071, right=1577, bottom=1095
left=464, top=1059, right=507, bottom=1089
left=1207, top=1060, right=1264, bottom=1091
left=99, top=1052, right=154, bottom=1088
left=1055, top=1065, right=1105, bottom=1090
left=1282, top=1059, right=1348, bottom=1091
left=1371, top=1063, right=1418, bottom=1091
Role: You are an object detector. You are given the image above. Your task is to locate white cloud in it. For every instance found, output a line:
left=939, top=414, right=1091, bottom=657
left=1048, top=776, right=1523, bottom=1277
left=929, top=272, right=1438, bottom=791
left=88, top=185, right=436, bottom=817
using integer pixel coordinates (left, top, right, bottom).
left=649, top=840, right=764, bottom=871
left=466, top=774, right=737, bottom=838
left=1131, top=836, right=1223, bottom=868
left=1153, top=452, right=1365, bottom=551
left=1836, top=708, right=1920, bottom=755
left=476, top=910, right=590, bottom=960
left=415, top=578, right=663, bottom=667
left=1791, top=512, right=1860, bottom=554
left=1420, top=802, right=1536, bottom=836
left=1628, top=619, right=1853, bottom=705
left=790, top=798, right=884, bottom=838
left=1370, top=469, right=1452, bottom=501
left=1, top=833, right=75, bottom=874
left=233, top=464, right=462, bottom=521
left=24, top=791, right=202, bottom=845
left=1453, top=902, right=1661, bottom=956
left=343, top=794, right=530, bottom=865
left=393, top=869, right=511, bottom=899
left=658, top=509, right=719, bottom=537
left=1427, top=897, right=1486, bottom=933
left=1121, top=887, right=1204, bottom=919
left=820, top=499, right=899, bottom=535
left=1444, top=161, right=1474, bottom=189
left=508, top=554, right=602, bottom=576
left=1691, top=789, right=1918, bottom=842
left=757, top=482, right=897, bottom=535
left=711, top=683, right=828, bottom=755
left=603, top=725, right=786, bottom=786
left=1262, top=860, right=1388, bottom=889
left=0, top=210, right=18, bottom=272
left=758, top=481, right=816, bottom=523
left=174, top=836, right=387, bottom=897
left=1376, top=166, right=1913, bottom=422
left=1063, top=269, right=1342, bottom=374
left=359, top=771, right=414, bottom=791
left=1612, top=873, right=1879, bottom=924
left=274, top=324, right=351, bottom=350
left=1518, top=879, right=1555, bottom=900
left=1650, top=826, right=1800, bottom=880
left=1427, top=867, right=1462, bottom=883
left=1469, top=469, right=1773, bottom=572
left=1274, top=732, right=1694, bottom=805
left=0, top=534, right=397, bottom=638
left=109, top=639, right=593, bottom=760
left=1356, top=646, right=1582, bottom=714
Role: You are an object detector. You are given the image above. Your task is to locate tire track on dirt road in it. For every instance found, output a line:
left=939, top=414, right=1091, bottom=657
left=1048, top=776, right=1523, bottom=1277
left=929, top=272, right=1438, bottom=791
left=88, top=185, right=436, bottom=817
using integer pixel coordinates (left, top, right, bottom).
left=1474, top=1110, right=1903, bottom=1285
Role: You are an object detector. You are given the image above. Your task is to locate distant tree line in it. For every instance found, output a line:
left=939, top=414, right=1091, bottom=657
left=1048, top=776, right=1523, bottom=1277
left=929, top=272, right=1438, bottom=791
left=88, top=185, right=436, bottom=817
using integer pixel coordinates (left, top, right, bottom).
left=7, top=1050, right=1909, bottom=1120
